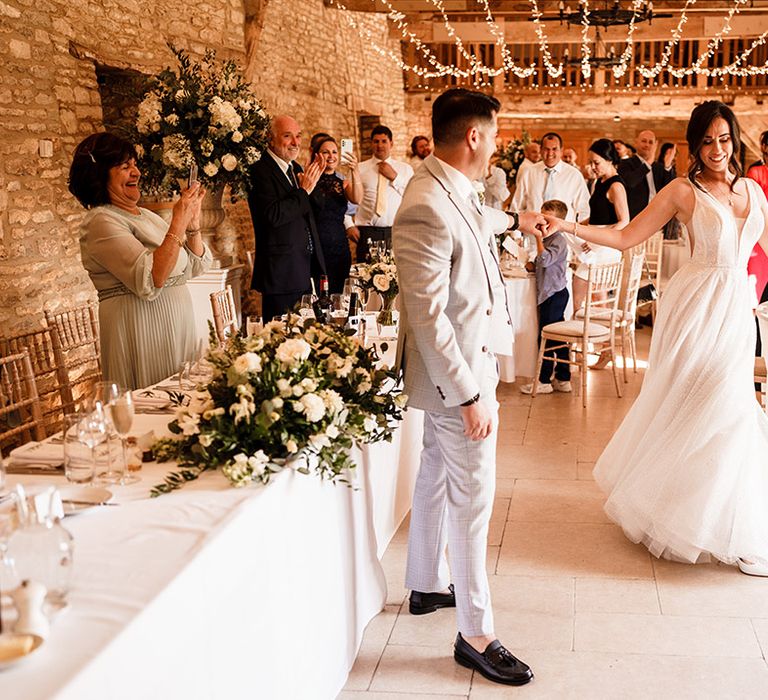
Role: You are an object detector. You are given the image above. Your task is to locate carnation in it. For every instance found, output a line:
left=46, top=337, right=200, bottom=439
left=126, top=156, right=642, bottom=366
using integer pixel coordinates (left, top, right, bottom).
left=299, top=393, right=326, bottom=422
left=232, top=352, right=262, bottom=375
left=203, top=162, right=219, bottom=177
left=276, top=338, right=311, bottom=366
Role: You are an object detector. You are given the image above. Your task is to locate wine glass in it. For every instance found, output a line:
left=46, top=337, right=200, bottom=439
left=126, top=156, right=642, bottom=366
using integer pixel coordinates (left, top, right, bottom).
left=101, top=384, right=138, bottom=485
left=298, top=294, right=314, bottom=320
left=246, top=315, right=263, bottom=336
left=77, top=402, right=109, bottom=481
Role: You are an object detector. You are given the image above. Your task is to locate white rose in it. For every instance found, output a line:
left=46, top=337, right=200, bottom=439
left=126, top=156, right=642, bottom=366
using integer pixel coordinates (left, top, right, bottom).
left=285, top=439, right=298, bottom=454
left=221, top=153, right=238, bottom=171
left=231, top=130, right=243, bottom=143
left=300, top=393, right=326, bottom=422
left=363, top=416, right=377, bottom=433
left=373, top=274, right=390, bottom=292
left=275, top=338, right=311, bottom=366
left=233, top=352, right=262, bottom=374
left=203, top=162, right=219, bottom=177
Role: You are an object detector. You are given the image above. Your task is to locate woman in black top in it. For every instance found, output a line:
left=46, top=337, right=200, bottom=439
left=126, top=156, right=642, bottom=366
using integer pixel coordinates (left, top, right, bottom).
left=576, top=139, right=630, bottom=367
left=309, top=136, right=363, bottom=293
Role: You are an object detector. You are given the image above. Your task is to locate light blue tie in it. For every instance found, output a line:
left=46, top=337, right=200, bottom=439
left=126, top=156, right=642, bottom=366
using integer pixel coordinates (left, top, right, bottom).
left=543, top=167, right=555, bottom=202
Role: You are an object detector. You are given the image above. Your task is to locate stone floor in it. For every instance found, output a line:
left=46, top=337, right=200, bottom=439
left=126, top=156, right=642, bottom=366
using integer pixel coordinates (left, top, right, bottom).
left=339, top=328, right=768, bottom=699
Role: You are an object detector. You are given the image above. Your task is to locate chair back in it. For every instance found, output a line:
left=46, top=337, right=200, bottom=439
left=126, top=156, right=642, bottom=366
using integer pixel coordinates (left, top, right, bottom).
left=210, top=286, right=239, bottom=343
left=1, top=327, right=69, bottom=435
left=633, top=231, right=663, bottom=294
left=44, top=303, right=102, bottom=414
left=623, top=252, right=646, bottom=321
left=583, top=260, right=624, bottom=329
left=0, top=349, right=46, bottom=449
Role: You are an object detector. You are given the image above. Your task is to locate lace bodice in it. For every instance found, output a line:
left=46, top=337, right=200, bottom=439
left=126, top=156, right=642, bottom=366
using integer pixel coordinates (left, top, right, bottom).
left=687, top=179, right=762, bottom=269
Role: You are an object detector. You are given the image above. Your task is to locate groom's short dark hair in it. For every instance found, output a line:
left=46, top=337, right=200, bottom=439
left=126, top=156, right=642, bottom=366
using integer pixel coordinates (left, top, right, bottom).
left=432, top=89, right=500, bottom=146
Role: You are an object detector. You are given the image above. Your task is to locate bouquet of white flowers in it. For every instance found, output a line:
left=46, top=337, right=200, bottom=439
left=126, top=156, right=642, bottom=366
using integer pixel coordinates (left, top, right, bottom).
left=356, top=254, right=400, bottom=327
left=133, top=44, right=270, bottom=197
left=151, top=316, right=407, bottom=495
left=497, top=131, right=532, bottom=186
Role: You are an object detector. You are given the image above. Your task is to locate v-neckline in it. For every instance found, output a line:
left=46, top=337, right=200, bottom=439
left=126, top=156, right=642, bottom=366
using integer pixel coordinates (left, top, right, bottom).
left=695, top=178, right=753, bottom=250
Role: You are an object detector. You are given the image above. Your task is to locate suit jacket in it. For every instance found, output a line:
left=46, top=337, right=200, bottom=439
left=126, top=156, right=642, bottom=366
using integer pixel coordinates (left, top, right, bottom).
left=618, top=155, right=675, bottom=219
left=392, top=155, right=513, bottom=414
left=247, top=154, right=325, bottom=294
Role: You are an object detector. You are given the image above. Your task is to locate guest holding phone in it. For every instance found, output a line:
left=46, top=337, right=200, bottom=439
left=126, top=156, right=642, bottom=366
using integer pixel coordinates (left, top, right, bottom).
left=309, top=136, right=363, bottom=293
left=68, top=132, right=211, bottom=390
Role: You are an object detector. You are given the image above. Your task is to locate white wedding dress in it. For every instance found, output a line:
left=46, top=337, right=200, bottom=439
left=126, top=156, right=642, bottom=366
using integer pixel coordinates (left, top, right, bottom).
left=594, top=178, right=768, bottom=566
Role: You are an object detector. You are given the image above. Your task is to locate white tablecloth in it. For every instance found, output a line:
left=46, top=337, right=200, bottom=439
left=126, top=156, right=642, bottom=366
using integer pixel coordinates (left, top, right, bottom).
left=497, top=272, right=573, bottom=383
left=2, top=407, right=423, bottom=700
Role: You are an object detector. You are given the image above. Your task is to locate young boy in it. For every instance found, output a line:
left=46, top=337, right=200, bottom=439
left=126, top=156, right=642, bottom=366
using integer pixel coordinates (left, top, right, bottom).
left=520, top=199, right=571, bottom=394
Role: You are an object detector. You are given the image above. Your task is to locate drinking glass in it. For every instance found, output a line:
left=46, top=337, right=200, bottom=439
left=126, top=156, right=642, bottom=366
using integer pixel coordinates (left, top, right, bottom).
left=77, top=402, right=108, bottom=481
left=246, top=314, right=263, bottom=336
left=63, top=414, right=93, bottom=484
left=101, top=384, right=138, bottom=485
left=298, top=294, right=314, bottom=320
left=374, top=240, right=387, bottom=261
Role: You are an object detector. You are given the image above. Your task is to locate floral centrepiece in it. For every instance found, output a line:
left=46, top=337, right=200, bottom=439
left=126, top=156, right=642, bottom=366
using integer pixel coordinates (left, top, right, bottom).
left=496, top=131, right=532, bottom=187
left=133, top=44, right=270, bottom=198
left=150, top=317, right=407, bottom=495
left=356, top=254, right=399, bottom=327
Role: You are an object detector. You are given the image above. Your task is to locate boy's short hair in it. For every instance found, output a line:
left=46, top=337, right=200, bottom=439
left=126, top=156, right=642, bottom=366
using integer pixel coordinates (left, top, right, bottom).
left=541, top=199, right=568, bottom=218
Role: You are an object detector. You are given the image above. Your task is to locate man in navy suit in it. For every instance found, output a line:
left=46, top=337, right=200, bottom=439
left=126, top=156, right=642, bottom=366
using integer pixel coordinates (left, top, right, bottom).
left=247, top=115, right=326, bottom=321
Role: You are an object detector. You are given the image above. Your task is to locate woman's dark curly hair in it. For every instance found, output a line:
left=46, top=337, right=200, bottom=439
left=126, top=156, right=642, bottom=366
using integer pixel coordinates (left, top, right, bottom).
left=68, top=132, right=138, bottom=209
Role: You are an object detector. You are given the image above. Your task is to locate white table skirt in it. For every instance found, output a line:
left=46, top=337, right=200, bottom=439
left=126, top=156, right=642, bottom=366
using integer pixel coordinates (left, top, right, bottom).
left=497, top=272, right=573, bottom=383
left=2, top=408, right=423, bottom=700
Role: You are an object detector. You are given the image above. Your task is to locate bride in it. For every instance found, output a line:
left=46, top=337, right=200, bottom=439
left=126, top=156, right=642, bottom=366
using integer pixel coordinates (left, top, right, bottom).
left=543, top=100, right=768, bottom=576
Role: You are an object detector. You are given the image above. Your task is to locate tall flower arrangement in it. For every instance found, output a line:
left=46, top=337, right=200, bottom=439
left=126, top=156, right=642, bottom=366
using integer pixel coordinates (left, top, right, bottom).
left=356, top=254, right=399, bottom=327
left=151, top=317, right=407, bottom=495
left=497, top=131, right=532, bottom=186
left=133, top=45, right=270, bottom=197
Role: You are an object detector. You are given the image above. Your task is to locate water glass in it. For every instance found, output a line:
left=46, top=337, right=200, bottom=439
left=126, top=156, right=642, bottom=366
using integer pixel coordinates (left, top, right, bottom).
left=246, top=315, right=263, bottom=336
left=298, top=294, right=314, bottom=320
left=63, top=414, right=93, bottom=484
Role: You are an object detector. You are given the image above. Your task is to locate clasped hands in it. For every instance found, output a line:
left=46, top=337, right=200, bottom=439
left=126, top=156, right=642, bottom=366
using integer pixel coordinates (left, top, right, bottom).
left=174, top=181, right=206, bottom=231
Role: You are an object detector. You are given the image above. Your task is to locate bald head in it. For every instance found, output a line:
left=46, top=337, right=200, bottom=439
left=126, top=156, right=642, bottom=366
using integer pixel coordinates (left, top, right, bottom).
left=524, top=142, right=541, bottom=163
left=635, top=130, right=657, bottom=162
left=270, top=114, right=302, bottom=162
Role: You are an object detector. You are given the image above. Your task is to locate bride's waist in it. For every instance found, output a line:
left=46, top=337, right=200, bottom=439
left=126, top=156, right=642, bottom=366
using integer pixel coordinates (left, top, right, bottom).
left=684, top=260, right=742, bottom=271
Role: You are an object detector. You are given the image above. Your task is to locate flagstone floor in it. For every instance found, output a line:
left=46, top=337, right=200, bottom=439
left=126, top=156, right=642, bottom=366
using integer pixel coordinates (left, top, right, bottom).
left=339, top=328, right=768, bottom=699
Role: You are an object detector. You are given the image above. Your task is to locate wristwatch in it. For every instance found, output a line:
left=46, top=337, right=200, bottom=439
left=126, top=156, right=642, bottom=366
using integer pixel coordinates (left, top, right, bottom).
left=507, top=211, right=519, bottom=231
left=460, top=393, right=481, bottom=407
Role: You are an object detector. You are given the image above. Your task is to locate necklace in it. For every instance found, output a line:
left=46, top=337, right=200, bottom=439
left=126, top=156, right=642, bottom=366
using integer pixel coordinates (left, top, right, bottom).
left=697, top=177, right=735, bottom=207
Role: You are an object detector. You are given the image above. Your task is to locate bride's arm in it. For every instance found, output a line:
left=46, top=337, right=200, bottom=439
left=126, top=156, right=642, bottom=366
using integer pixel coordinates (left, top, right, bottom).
left=545, top=178, right=691, bottom=251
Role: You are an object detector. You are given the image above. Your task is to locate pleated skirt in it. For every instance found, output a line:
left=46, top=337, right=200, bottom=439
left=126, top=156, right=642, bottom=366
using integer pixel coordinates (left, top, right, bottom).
left=98, top=285, right=198, bottom=390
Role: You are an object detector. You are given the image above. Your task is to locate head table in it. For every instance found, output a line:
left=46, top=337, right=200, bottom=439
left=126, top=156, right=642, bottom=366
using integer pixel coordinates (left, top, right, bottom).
left=1, top=380, right=422, bottom=699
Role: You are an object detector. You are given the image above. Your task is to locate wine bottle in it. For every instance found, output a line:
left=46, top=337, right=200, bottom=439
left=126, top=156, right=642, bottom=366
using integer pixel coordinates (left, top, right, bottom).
left=316, top=274, right=333, bottom=323
left=345, top=292, right=360, bottom=333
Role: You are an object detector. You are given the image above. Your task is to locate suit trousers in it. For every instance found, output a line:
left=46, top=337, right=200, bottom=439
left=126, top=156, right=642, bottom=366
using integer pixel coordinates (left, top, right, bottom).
left=261, top=291, right=308, bottom=323
left=538, top=287, right=571, bottom=383
left=405, top=404, right=498, bottom=637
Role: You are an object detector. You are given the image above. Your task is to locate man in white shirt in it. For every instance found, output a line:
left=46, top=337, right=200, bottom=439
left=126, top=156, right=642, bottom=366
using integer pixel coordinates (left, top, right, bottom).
left=511, top=132, right=590, bottom=222
left=515, top=141, right=540, bottom=182
left=355, top=125, right=414, bottom=261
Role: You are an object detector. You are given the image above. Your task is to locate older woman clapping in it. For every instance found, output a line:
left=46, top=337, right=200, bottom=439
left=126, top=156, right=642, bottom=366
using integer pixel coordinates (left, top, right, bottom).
left=68, top=132, right=212, bottom=390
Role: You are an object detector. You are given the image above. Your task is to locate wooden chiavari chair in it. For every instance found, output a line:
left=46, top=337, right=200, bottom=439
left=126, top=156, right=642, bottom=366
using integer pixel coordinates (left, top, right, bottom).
left=44, top=303, right=102, bottom=414
left=0, top=350, right=46, bottom=450
left=210, top=286, right=239, bottom=343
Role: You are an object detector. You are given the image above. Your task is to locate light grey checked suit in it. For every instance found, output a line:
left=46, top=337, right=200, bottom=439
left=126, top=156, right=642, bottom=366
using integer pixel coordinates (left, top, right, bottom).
left=392, top=155, right=513, bottom=636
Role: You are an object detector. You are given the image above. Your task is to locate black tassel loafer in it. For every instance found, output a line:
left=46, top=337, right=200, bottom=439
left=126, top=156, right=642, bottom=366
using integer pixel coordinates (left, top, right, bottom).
left=408, top=583, right=456, bottom=615
left=454, top=632, right=533, bottom=686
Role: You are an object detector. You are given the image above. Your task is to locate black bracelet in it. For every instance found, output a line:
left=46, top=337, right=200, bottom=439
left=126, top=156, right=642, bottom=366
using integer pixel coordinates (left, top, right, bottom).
left=460, top=393, right=481, bottom=407
left=507, top=211, right=519, bottom=231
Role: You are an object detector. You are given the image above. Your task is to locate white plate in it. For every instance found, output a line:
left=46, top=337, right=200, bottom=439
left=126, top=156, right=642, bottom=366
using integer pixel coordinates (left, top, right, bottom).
left=59, top=486, right=113, bottom=515
left=0, top=633, right=44, bottom=670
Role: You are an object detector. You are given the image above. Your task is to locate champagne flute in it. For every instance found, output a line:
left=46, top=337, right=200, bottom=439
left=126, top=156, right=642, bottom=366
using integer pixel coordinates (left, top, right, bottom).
left=101, top=384, right=138, bottom=485
left=77, top=403, right=108, bottom=481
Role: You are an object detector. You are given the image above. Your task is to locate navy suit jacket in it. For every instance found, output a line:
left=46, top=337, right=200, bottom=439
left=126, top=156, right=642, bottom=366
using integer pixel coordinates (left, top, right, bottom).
left=618, top=155, right=675, bottom=219
left=247, top=154, right=325, bottom=294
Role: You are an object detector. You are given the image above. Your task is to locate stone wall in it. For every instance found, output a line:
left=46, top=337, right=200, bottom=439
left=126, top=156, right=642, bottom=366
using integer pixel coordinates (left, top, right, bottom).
left=0, top=0, right=406, bottom=335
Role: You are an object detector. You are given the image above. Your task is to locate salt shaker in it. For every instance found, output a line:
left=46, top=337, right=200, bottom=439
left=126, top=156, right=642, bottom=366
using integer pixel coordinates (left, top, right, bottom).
left=10, top=580, right=49, bottom=639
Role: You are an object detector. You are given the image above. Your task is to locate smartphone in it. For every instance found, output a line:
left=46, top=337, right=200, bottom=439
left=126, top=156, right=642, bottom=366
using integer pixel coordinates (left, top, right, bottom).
left=340, top=138, right=354, bottom=159
left=188, top=163, right=198, bottom=188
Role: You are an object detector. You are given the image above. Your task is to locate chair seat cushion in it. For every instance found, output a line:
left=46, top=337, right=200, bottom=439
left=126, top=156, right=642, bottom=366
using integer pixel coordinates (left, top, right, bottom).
left=574, top=308, right=632, bottom=325
left=542, top=320, right=612, bottom=340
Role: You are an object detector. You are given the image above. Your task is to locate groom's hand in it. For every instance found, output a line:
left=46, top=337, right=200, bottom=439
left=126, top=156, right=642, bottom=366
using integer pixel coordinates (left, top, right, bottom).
left=460, top=401, right=493, bottom=441
left=517, top=211, right=548, bottom=236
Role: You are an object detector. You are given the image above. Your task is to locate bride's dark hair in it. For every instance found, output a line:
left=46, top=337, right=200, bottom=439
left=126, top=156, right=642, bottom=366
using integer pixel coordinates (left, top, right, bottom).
left=687, top=100, right=743, bottom=192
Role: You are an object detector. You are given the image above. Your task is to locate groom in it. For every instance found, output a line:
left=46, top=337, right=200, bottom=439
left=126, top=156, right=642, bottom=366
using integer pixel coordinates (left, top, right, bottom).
left=392, top=88, right=542, bottom=685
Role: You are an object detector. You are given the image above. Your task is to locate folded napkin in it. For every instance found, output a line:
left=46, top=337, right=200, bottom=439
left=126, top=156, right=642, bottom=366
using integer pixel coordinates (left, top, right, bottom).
left=133, top=389, right=172, bottom=409
left=8, top=441, right=65, bottom=471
